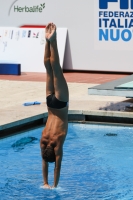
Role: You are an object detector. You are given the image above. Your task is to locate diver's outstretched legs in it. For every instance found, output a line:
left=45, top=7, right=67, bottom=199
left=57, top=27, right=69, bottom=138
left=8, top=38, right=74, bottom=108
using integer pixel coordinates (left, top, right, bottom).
left=46, top=23, right=69, bottom=102
left=44, top=24, right=54, bottom=97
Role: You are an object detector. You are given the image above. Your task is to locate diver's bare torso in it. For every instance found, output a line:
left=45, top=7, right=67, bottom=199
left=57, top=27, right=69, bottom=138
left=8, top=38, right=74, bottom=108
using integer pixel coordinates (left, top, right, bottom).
left=41, top=106, right=68, bottom=150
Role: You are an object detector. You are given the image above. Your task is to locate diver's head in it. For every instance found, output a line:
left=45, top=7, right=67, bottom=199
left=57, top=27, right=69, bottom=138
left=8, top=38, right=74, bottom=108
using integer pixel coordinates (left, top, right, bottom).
left=42, top=145, right=55, bottom=163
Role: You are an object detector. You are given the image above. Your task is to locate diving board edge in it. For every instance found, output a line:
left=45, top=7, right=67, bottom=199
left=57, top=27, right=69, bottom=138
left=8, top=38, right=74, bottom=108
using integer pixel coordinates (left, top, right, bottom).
left=88, top=88, right=133, bottom=97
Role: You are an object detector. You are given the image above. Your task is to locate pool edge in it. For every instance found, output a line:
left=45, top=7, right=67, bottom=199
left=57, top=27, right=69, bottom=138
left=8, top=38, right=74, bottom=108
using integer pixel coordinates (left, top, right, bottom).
left=1, top=110, right=133, bottom=138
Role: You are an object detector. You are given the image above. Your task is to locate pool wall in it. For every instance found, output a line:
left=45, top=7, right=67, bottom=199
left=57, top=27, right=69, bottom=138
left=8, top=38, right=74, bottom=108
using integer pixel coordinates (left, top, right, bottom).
left=1, top=110, right=133, bottom=138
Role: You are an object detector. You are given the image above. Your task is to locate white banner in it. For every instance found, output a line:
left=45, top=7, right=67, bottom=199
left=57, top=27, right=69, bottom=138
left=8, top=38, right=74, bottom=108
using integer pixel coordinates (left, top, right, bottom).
left=0, top=27, right=67, bottom=72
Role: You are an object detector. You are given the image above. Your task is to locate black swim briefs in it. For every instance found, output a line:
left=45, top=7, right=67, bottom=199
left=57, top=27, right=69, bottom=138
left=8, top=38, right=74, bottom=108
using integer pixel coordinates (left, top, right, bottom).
left=46, top=94, right=68, bottom=109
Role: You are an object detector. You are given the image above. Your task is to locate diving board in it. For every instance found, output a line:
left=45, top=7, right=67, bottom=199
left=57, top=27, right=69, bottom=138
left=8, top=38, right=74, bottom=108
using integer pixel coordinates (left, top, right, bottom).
left=88, top=74, right=133, bottom=98
left=115, top=81, right=133, bottom=90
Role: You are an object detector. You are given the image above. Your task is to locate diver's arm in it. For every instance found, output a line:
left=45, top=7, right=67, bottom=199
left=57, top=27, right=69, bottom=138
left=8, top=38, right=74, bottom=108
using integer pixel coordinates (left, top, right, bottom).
left=40, top=135, right=50, bottom=188
left=42, top=159, right=51, bottom=188
left=52, top=147, right=63, bottom=188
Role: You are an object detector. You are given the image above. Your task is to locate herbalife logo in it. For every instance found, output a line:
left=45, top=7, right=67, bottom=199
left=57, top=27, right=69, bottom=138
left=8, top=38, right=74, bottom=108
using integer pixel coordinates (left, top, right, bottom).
left=14, top=3, right=45, bottom=13
left=8, top=1, right=45, bottom=16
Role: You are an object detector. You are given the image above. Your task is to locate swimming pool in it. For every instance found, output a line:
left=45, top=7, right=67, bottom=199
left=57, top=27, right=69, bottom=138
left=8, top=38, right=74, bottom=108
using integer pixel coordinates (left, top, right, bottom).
left=0, top=123, right=133, bottom=200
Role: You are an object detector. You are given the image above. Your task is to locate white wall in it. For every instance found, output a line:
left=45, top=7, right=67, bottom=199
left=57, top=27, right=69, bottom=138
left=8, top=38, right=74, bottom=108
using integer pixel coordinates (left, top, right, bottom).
left=0, top=0, right=133, bottom=72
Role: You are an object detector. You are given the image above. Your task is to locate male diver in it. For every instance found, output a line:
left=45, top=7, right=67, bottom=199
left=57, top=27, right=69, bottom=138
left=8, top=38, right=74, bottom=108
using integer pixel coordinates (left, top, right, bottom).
left=40, top=23, right=69, bottom=189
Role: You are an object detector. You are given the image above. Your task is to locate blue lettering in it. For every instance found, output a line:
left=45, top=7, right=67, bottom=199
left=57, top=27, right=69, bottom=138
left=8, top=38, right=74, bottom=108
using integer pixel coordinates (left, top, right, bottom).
left=99, top=29, right=132, bottom=41
left=132, top=0, right=133, bottom=9
left=109, top=11, right=114, bottom=17
left=121, top=30, right=132, bottom=41
left=99, top=18, right=102, bottom=27
left=102, top=18, right=109, bottom=27
left=125, top=19, right=128, bottom=28
left=101, top=18, right=133, bottom=28
left=104, top=11, right=108, bottom=17
left=99, top=0, right=133, bottom=9
left=125, top=12, right=130, bottom=17
left=114, top=11, right=118, bottom=17
left=99, top=11, right=103, bottom=17
left=129, top=19, right=133, bottom=28
left=120, top=0, right=128, bottom=9
left=118, top=19, right=124, bottom=28
left=99, top=29, right=108, bottom=40
left=109, top=19, right=117, bottom=28
left=119, top=12, right=124, bottom=17
left=110, top=29, right=119, bottom=41
left=99, top=0, right=118, bottom=9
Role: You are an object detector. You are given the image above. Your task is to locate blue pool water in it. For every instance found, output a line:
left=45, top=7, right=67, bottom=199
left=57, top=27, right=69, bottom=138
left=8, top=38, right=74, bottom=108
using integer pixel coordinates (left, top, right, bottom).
left=0, top=123, right=133, bottom=200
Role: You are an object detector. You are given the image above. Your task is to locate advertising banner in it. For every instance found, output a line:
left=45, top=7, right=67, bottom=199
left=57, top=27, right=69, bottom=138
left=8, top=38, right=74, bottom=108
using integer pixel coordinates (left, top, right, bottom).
left=0, top=27, right=67, bottom=72
left=1, top=0, right=133, bottom=72
left=94, top=0, right=133, bottom=51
